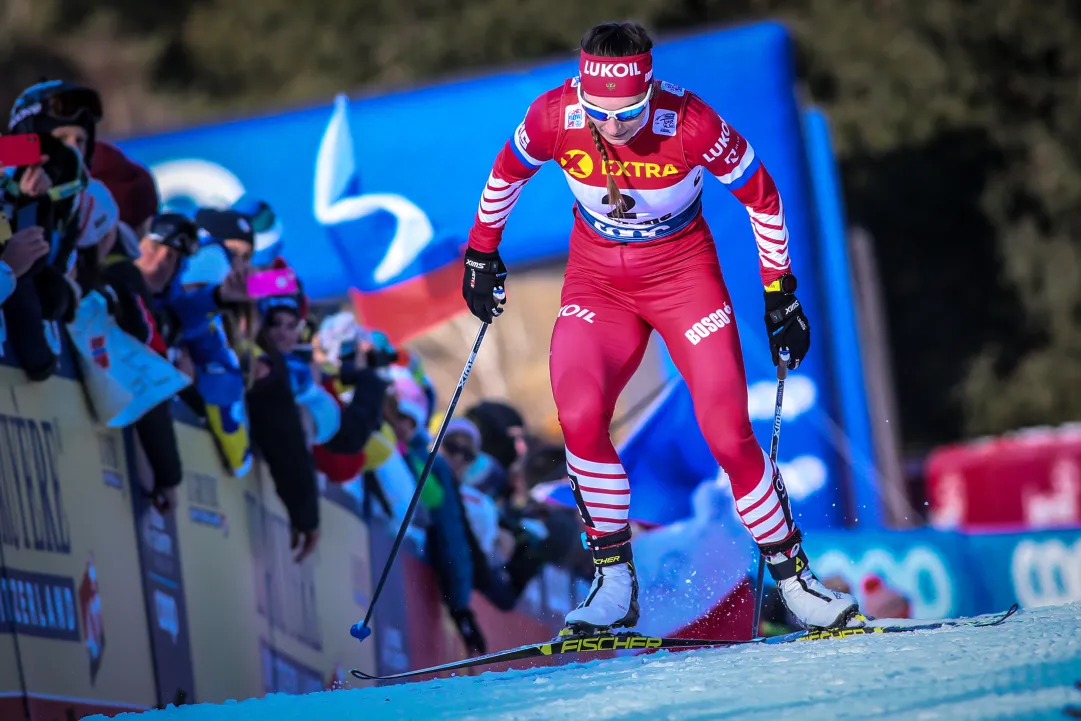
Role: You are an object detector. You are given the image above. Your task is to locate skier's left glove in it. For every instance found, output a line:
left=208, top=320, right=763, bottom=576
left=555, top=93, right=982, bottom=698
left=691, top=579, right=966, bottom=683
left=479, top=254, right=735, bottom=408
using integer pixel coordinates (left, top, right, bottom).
left=764, top=272, right=809, bottom=370
left=462, top=246, right=507, bottom=323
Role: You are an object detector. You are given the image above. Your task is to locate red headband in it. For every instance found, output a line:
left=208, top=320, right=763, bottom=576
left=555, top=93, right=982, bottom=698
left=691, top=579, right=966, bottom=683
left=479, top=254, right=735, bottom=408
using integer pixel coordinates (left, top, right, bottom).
left=578, top=51, right=653, bottom=98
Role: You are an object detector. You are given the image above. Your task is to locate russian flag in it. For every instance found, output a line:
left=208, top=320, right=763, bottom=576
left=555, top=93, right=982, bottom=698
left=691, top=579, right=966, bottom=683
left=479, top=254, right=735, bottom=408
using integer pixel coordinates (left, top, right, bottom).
left=314, top=95, right=467, bottom=345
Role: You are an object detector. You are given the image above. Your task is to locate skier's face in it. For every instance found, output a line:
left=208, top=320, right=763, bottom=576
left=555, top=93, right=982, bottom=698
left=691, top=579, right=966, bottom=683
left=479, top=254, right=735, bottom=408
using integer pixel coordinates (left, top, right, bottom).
left=580, top=89, right=650, bottom=146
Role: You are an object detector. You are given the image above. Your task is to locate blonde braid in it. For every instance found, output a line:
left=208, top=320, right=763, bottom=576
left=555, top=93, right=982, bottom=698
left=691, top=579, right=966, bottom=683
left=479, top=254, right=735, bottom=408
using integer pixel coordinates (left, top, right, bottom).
left=588, top=122, right=624, bottom=219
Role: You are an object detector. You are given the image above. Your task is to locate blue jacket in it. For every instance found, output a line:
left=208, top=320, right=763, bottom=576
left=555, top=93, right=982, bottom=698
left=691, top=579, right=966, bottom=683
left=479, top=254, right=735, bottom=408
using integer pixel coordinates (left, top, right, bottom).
left=153, top=274, right=251, bottom=475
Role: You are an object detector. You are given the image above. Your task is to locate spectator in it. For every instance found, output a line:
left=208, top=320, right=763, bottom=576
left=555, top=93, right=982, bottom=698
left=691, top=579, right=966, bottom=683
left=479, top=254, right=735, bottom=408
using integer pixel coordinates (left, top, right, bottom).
left=247, top=289, right=323, bottom=563
left=7, top=81, right=101, bottom=327
left=384, top=371, right=485, bottom=656
left=84, top=182, right=186, bottom=514
left=135, top=210, right=254, bottom=481
left=441, top=417, right=546, bottom=612
left=196, top=207, right=254, bottom=275
left=443, top=419, right=501, bottom=562
left=466, top=400, right=529, bottom=470
left=1, top=128, right=88, bottom=380
left=309, top=313, right=391, bottom=481
left=156, top=209, right=252, bottom=478
left=460, top=400, right=531, bottom=502
left=11, top=81, right=102, bottom=170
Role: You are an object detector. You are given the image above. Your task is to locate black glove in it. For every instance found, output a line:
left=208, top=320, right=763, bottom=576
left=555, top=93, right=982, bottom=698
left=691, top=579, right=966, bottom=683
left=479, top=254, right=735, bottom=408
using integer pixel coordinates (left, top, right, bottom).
left=764, top=272, right=810, bottom=369
left=451, top=608, right=487, bottom=656
left=462, top=246, right=507, bottom=323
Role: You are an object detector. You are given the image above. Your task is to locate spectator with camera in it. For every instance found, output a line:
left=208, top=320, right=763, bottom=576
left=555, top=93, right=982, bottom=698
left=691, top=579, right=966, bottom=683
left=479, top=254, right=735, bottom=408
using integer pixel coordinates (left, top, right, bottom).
left=310, top=314, right=401, bottom=466
left=153, top=207, right=253, bottom=477
left=2, top=82, right=95, bottom=379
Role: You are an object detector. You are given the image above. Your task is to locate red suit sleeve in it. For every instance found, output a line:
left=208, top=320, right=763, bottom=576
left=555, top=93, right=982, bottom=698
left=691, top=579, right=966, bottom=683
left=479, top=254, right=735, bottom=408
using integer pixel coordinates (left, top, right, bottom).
left=682, top=93, right=792, bottom=286
left=466, top=88, right=563, bottom=253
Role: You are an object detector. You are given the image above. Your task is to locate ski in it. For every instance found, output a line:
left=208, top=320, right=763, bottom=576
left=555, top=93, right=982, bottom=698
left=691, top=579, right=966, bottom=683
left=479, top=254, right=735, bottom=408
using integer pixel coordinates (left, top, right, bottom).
left=765, top=603, right=1019, bottom=645
left=350, top=632, right=750, bottom=681
left=349, top=604, right=1018, bottom=682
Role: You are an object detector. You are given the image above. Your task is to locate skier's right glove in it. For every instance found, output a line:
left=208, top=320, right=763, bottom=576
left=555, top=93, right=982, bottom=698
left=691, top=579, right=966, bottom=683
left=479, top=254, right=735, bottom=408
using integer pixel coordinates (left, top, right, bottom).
left=462, top=246, right=507, bottom=323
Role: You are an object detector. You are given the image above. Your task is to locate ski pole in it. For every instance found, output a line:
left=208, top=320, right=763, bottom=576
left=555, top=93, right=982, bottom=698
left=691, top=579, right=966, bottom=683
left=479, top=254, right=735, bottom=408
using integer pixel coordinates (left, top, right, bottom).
left=751, top=348, right=789, bottom=639
left=351, top=321, right=489, bottom=642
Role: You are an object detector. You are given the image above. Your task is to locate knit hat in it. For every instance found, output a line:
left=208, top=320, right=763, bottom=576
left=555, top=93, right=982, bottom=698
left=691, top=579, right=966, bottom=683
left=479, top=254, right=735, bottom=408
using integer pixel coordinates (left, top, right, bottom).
left=90, top=141, right=160, bottom=230
left=446, top=418, right=482, bottom=449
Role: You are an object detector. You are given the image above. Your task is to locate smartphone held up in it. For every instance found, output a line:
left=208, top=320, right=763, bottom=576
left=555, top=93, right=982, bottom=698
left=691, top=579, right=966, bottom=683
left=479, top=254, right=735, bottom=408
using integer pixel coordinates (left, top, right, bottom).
left=246, top=267, right=298, bottom=299
left=0, top=134, right=43, bottom=168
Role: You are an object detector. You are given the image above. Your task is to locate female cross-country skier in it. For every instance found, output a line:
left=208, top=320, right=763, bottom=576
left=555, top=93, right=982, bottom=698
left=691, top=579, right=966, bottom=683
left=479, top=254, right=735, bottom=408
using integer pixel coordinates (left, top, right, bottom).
left=461, top=20, right=860, bottom=632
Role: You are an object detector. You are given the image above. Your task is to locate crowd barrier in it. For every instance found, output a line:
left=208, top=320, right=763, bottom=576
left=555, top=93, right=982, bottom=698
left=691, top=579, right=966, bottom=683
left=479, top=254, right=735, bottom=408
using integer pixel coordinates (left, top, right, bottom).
left=0, top=336, right=582, bottom=719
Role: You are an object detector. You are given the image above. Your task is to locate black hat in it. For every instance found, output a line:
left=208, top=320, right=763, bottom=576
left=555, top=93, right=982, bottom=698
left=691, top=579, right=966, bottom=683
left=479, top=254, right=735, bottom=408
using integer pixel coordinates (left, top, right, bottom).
left=10, top=80, right=103, bottom=166
left=147, top=213, right=200, bottom=256
left=195, top=207, right=254, bottom=245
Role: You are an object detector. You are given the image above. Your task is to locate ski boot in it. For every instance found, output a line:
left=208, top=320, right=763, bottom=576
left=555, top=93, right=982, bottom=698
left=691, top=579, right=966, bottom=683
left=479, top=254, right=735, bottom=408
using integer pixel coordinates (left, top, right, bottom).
left=760, top=529, right=861, bottom=630
left=564, top=528, right=639, bottom=635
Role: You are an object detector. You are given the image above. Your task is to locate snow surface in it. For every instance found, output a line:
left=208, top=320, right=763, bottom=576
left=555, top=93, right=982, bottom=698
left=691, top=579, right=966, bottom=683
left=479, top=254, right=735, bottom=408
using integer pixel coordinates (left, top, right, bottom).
left=95, top=602, right=1081, bottom=721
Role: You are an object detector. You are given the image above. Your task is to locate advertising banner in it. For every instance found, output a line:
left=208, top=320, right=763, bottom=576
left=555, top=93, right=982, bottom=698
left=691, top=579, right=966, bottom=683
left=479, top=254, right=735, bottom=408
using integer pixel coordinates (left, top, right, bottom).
left=926, top=427, right=1081, bottom=530
left=806, top=527, right=1081, bottom=620
left=171, top=423, right=377, bottom=703
left=0, top=364, right=157, bottom=719
left=246, top=478, right=376, bottom=696
left=169, top=422, right=268, bottom=705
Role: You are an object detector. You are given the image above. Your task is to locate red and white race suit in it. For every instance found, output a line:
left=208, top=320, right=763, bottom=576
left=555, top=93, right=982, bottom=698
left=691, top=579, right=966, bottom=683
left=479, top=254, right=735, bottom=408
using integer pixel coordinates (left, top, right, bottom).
left=467, top=78, right=796, bottom=544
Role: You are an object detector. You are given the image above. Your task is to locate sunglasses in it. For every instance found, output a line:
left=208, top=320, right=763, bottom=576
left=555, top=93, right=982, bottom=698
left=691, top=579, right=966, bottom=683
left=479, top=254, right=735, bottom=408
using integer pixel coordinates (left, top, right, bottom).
left=443, top=441, right=477, bottom=462
left=576, top=85, right=653, bottom=123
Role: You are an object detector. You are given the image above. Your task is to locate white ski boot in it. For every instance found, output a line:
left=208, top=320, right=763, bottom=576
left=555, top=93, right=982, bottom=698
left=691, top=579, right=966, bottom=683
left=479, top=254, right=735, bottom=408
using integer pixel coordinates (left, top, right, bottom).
left=564, top=529, right=639, bottom=633
left=761, top=529, right=860, bottom=630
